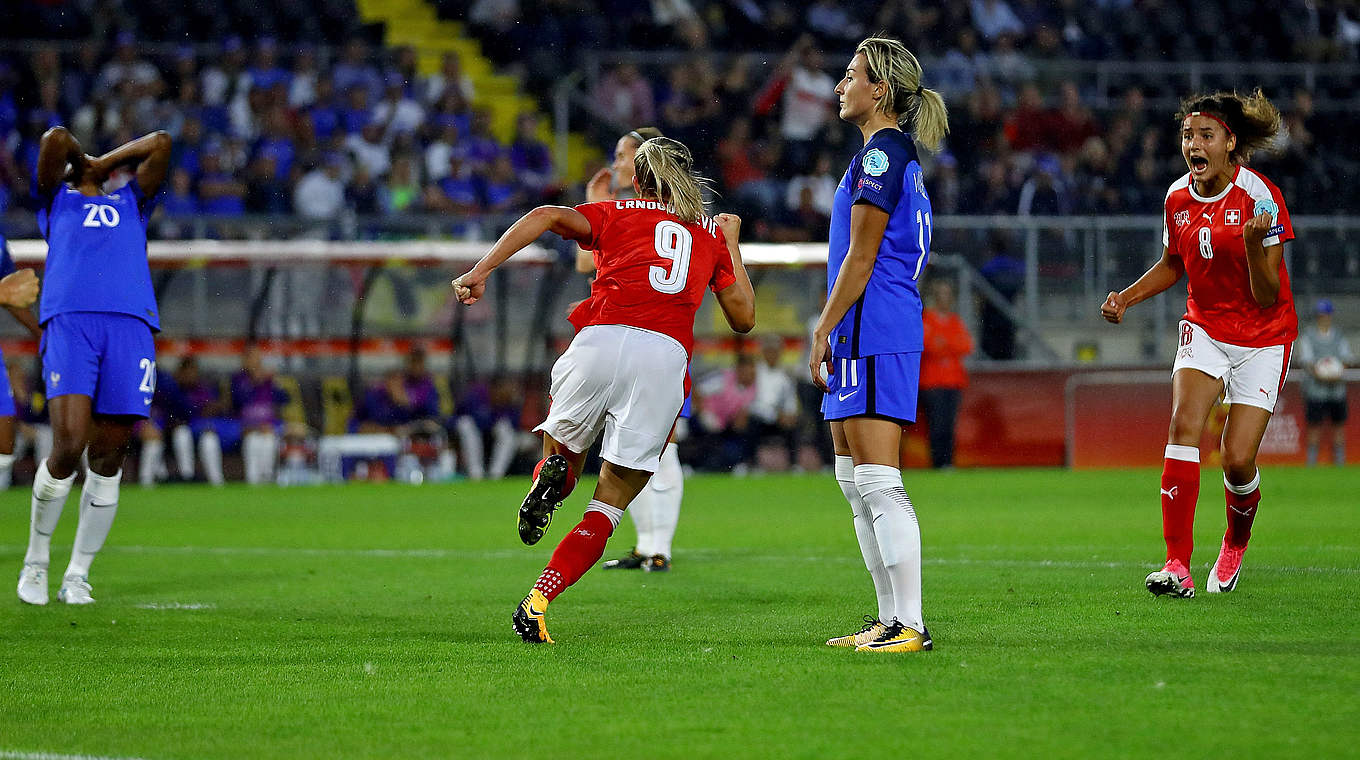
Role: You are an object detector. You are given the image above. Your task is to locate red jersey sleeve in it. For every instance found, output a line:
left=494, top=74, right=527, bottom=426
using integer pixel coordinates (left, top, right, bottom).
left=708, top=228, right=737, bottom=293
left=573, top=201, right=612, bottom=251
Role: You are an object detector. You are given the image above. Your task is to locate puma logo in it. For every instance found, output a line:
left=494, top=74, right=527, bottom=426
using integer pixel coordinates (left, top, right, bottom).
left=1160, top=487, right=1179, bottom=500
left=1229, top=505, right=1256, bottom=516
left=1202, top=212, right=1215, bottom=222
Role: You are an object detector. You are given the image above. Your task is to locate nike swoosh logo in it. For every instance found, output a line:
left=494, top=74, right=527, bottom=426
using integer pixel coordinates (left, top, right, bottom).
left=529, top=605, right=545, bottom=616
left=838, top=390, right=859, bottom=401
left=144, top=398, right=153, bottom=405
left=89, top=502, right=117, bottom=509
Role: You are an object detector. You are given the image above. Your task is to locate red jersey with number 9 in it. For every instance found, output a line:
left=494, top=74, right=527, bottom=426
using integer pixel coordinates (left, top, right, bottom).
left=570, top=200, right=736, bottom=356
left=1162, top=165, right=1296, bottom=347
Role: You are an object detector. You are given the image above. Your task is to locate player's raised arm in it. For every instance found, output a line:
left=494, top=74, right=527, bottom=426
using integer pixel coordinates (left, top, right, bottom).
left=1101, top=246, right=1184, bottom=324
left=453, top=205, right=593, bottom=304
left=1241, top=212, right=1283, bottom=308
left=712, top=213, right=755, bottom=333
left=93, top=130, right=173, bottom=198
left=36, top=127, right=87, bottom=200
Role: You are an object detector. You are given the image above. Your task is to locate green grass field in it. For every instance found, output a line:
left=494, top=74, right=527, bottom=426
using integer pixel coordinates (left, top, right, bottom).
left=1, top=467, right=1357, bottom=759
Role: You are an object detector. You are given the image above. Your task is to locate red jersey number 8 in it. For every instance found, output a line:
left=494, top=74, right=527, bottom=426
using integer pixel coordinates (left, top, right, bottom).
left=650, top=221, right=693, bottom=295
left=1197, top=226, right=1213, bottom=259
left=1180, top=322, right=1194, bottom=347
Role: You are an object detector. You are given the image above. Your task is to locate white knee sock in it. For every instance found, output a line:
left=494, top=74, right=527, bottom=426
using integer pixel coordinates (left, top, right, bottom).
left=629, top=482, right=657, bottom=556
left=488, top=418, right=517, bottom=479
left=243, top=431, right=278, bottom=484
left=455, top=417, right=486, bottom=480
left=171, top=425, right=195, bottom=479
left=855, top=463, right=922, bottom=632
left=838, top=455, right=893, bottom=623
left=139, top=439, right=165, bottom=486
left=65, top=469, right=121, bottom=579
left=0, top=452, right=13, bottom=490
left=199, top=431, right=224, bottom=486
left=648, top=443, right=684, bottom=560
left=24, top=460, right=76, bottom=568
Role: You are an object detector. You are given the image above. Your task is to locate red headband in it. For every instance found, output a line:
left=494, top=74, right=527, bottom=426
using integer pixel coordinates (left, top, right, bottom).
left=1185, top=111, right=1234, bottom=137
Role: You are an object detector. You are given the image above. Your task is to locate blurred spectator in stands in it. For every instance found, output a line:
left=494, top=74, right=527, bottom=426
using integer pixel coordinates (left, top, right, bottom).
left=375, top=75, right=425, bottom=140
left=244, top=156, right=289, bottom=213
left=509, top=112, right=554, bottom=195
left=382, top=154, right=422, bottom=213
left=658, top=58, right=720, bottom=151
left=1052, top=81, right=1101, bottom=153
left=172, top=357, right=228, bottom=485
left=936, top=28, right=989, bottom=99
left=963, top=160, right=1018, bottom=215
left=197, top=150, right=247, bottom=217
left=694, top=353, right=760, bottom=472
left=483, top=154, right=527, bottom=214
left=1017, top=153, right=1070, bottom=215
left=424, top=118, right=461, bottom=182
left=784, top=151, right=838, bottom=219
left=288, top=46, right=320, bottom=108
left=972, top=0, right=1025, bottom=41
left=347, top=165, right=381, bottom=215
left=60, top=46, right=99, bottom=116
left=929, top=151, right=962, bottom=215
left=332, top=39, right=380, bottom=100
left=306, top=76, right=342, bottom=142
left=249, top=37, right=291, bottom=92
left=749, top=337, right=800, bottom=471
left=294, top=154, right=346, bottom=220
left=920, top=278, right=974, bottom=469
left=594, top=63, right=656, bottom=128
left=232, top=345, right=289, bottom=485
left=355, top=357, right=440, bottom=434
left=757, top=35, right=836, bottom=174
left=771, top=184, right=831, bottom=242
left=454, top=375, right=521, bottom=480
left=347, top=119, right=392, bottom=178
left=1072, top=136, right=1120, bottom=214
left=138, top=366, right=187, bottom=486
left=5, top=359, right=50, bottom=488
left=424, top=52, right=475, bottom=107
left=979, top=232, right=1024, bottom=360
left=161, top=167, right=199, bottom=215
left=428, top=151, right=483, bottom=215
left=948, top=81, right=1006, bottom=178
left=201, top=36, right=249, bottom=110
left=806, top=0, right=863, bottom=43
left=99, top=32, right=162, bottom=93
left=462, top=109, right=503, bottom=175
left=1004, top=82, right=1052, bottom=153
left=717, top=118, right=781, bottom=216
left=1297, top=299, right=1352, bottom=467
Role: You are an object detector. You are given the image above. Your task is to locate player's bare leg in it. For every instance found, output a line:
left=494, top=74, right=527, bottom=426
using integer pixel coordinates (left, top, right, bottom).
left=515, top=459, right=651, bottom=643
left=58, top=415, right=135, bottom=604
left=1208, top=404, right=1272, bottom=593
left=1147, top=369, right=1222, bottom=599
left=18, top=395, right=90, bottom=605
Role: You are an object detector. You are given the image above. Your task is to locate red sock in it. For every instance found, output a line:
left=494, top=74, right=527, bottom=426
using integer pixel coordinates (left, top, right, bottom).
left=1224, top=475, right=1261, bottom=549
left=533, top=510, right=615, bottom=601
left=534, top=456, right=578, bottom=500
left=1160, top=445, right=1201, bottom=567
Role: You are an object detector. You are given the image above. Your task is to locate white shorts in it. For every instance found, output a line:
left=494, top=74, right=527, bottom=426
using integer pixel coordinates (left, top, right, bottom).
left=1171, top=320, right=1290, bottom=412
left=534, top=324, right=688, bottom=472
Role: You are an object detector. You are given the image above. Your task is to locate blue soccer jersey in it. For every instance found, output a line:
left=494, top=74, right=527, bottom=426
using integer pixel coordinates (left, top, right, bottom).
left=37, top=178, right=160, bottom=330
left=0, top=233, right=13, bottom=417
left=827, top=128, right=932, bottom=359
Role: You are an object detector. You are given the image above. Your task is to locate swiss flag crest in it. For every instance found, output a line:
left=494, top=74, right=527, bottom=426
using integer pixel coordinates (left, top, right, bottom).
left=1226, top=209, right=1241, bottom=225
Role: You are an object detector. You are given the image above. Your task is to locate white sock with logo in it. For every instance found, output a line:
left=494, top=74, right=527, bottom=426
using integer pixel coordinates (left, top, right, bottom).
left=648, top=443, right=684, bottom=560
left=65, top=469, right=121, bottom=579
left=855, top=463, right=923, bottom=632
left=838, top=455, right=893, bottom=623
left=24, top=460, right=76, bottom=568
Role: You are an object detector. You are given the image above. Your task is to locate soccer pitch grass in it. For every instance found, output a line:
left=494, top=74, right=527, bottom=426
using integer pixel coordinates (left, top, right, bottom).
left=2, top=467, right=1357, bottom=760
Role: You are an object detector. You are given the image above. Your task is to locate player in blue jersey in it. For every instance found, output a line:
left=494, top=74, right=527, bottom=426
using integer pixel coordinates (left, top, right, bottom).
left=0, top=233, right=43, bottom=489
left=808, top=37, right=949, bottom=653
left=17, top=126, right=171, bottom=606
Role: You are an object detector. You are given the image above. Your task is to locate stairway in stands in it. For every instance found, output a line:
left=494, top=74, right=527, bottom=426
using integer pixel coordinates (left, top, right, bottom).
left=355, top=0, right=599, bottom=182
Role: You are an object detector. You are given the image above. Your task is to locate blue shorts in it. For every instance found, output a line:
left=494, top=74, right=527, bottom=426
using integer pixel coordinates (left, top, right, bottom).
left=821, top=352, right=921, bottom=425
left=0, top=346, right=13, bottom=417
left=41, top=312, right=157, bottom=417
left=679, top=394, right=692, bottom=420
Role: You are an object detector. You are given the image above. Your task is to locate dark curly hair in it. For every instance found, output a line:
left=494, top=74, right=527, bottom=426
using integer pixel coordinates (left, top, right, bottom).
left=1176, top=89, right=1281, bottom=164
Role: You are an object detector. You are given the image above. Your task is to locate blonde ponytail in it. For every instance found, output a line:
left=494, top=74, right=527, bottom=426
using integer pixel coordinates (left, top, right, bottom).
left=633, top=136, right=710, bottom=223
left=855, top=36, right=950, bottom=152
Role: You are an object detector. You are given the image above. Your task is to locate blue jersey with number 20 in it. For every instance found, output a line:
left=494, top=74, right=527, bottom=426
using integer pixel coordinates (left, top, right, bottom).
left=827, top=128, right=931, bottom=359
left=37, top=178, right=160, bottom=330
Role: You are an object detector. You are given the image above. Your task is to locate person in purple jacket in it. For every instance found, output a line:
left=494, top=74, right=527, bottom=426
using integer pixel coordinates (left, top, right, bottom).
left=231, top=345, right=289, bottom=485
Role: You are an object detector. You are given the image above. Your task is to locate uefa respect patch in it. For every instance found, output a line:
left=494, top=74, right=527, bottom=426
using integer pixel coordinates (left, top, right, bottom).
left=862, top=148, right=890, bottom=177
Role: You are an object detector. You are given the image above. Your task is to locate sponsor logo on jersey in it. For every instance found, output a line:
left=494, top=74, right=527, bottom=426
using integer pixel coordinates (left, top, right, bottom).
left=1202, top=212, right=1215, bottom=223
left=858, top=177, right=884, bottom=193
left=1225, top=209, right=1241, bottom=225
left=1267, top=224, right=1285, bottom=237
left=1253, top=197, right=1278, bottom=222
left=1174, top=210, right=1191, bottom=227
left=862, top=148, right=890, bottom=177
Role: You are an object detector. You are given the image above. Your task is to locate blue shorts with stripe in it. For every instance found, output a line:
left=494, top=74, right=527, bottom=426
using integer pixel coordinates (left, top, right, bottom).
left=0, top=346, right=14, bottom=417
left=41, top=312, right=157, bottom=417
left=820, top=352, right=921, bottom=425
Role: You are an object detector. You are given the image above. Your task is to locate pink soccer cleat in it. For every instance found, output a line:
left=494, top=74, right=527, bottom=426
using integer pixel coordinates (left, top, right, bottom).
left=1145, top=558, right=1196, bottom=598
left=1206, top=538, right=1246, bottom=593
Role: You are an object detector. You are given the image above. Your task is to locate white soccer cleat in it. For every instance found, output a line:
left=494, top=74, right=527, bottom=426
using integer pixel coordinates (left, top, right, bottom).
left=17, top=564, right=48, bottom=605
left=57, top=575, right=95, bottom=605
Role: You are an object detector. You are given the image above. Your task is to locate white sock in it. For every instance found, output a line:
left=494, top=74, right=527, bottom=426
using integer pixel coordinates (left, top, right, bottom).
left=242, top=433, right=260, bottom=484
left=65, top=469, right=121, bottom=579
left=199, top=431, right=224, bottom=486
left=489, top=418, right=517, bottom=479
left=629, top=482, right=657, bottom=556
left=585, top=499, right=625, bottom=530
left=0, top=452, right=14, bottom=489
left=648, top=443, right=684, bottom=560
left=171, top=425, right=195, bottom=479
left=855, top=463, right=923, bottom=632
left=243, top=431, right=279, bottom=484
left=24, top=459, right=76, bottom=568
left=455, top=417, right=486, bottom=480
left=838, top=455, right=893, bottom=622
left=139, top=439, right=164, bottom=486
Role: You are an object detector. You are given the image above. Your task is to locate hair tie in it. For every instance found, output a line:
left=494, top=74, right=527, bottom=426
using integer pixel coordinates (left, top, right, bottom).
left=628, top=130, right=646, bottom=144
left=914, top=85, right=924, bottom=97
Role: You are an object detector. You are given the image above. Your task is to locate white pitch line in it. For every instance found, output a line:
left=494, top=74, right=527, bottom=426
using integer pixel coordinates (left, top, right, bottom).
left=0, top=751, right=153, bottom=760
left=0, top=545, right=1355, bottom=576
left=133, top=602, right=217, bottom=610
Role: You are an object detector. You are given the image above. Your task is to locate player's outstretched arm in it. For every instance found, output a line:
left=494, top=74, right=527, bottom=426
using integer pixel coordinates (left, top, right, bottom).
left=36, top=127, right=86, bottom=199
left=713, top=213, right=755, bottom=334
left=1101, top=245, right=1183, bottom=324
left=0, top=269, right=40, bottom=309
left=453, top=205, right=593, bottom=304
left=93, top=130, right=173, bottom=198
